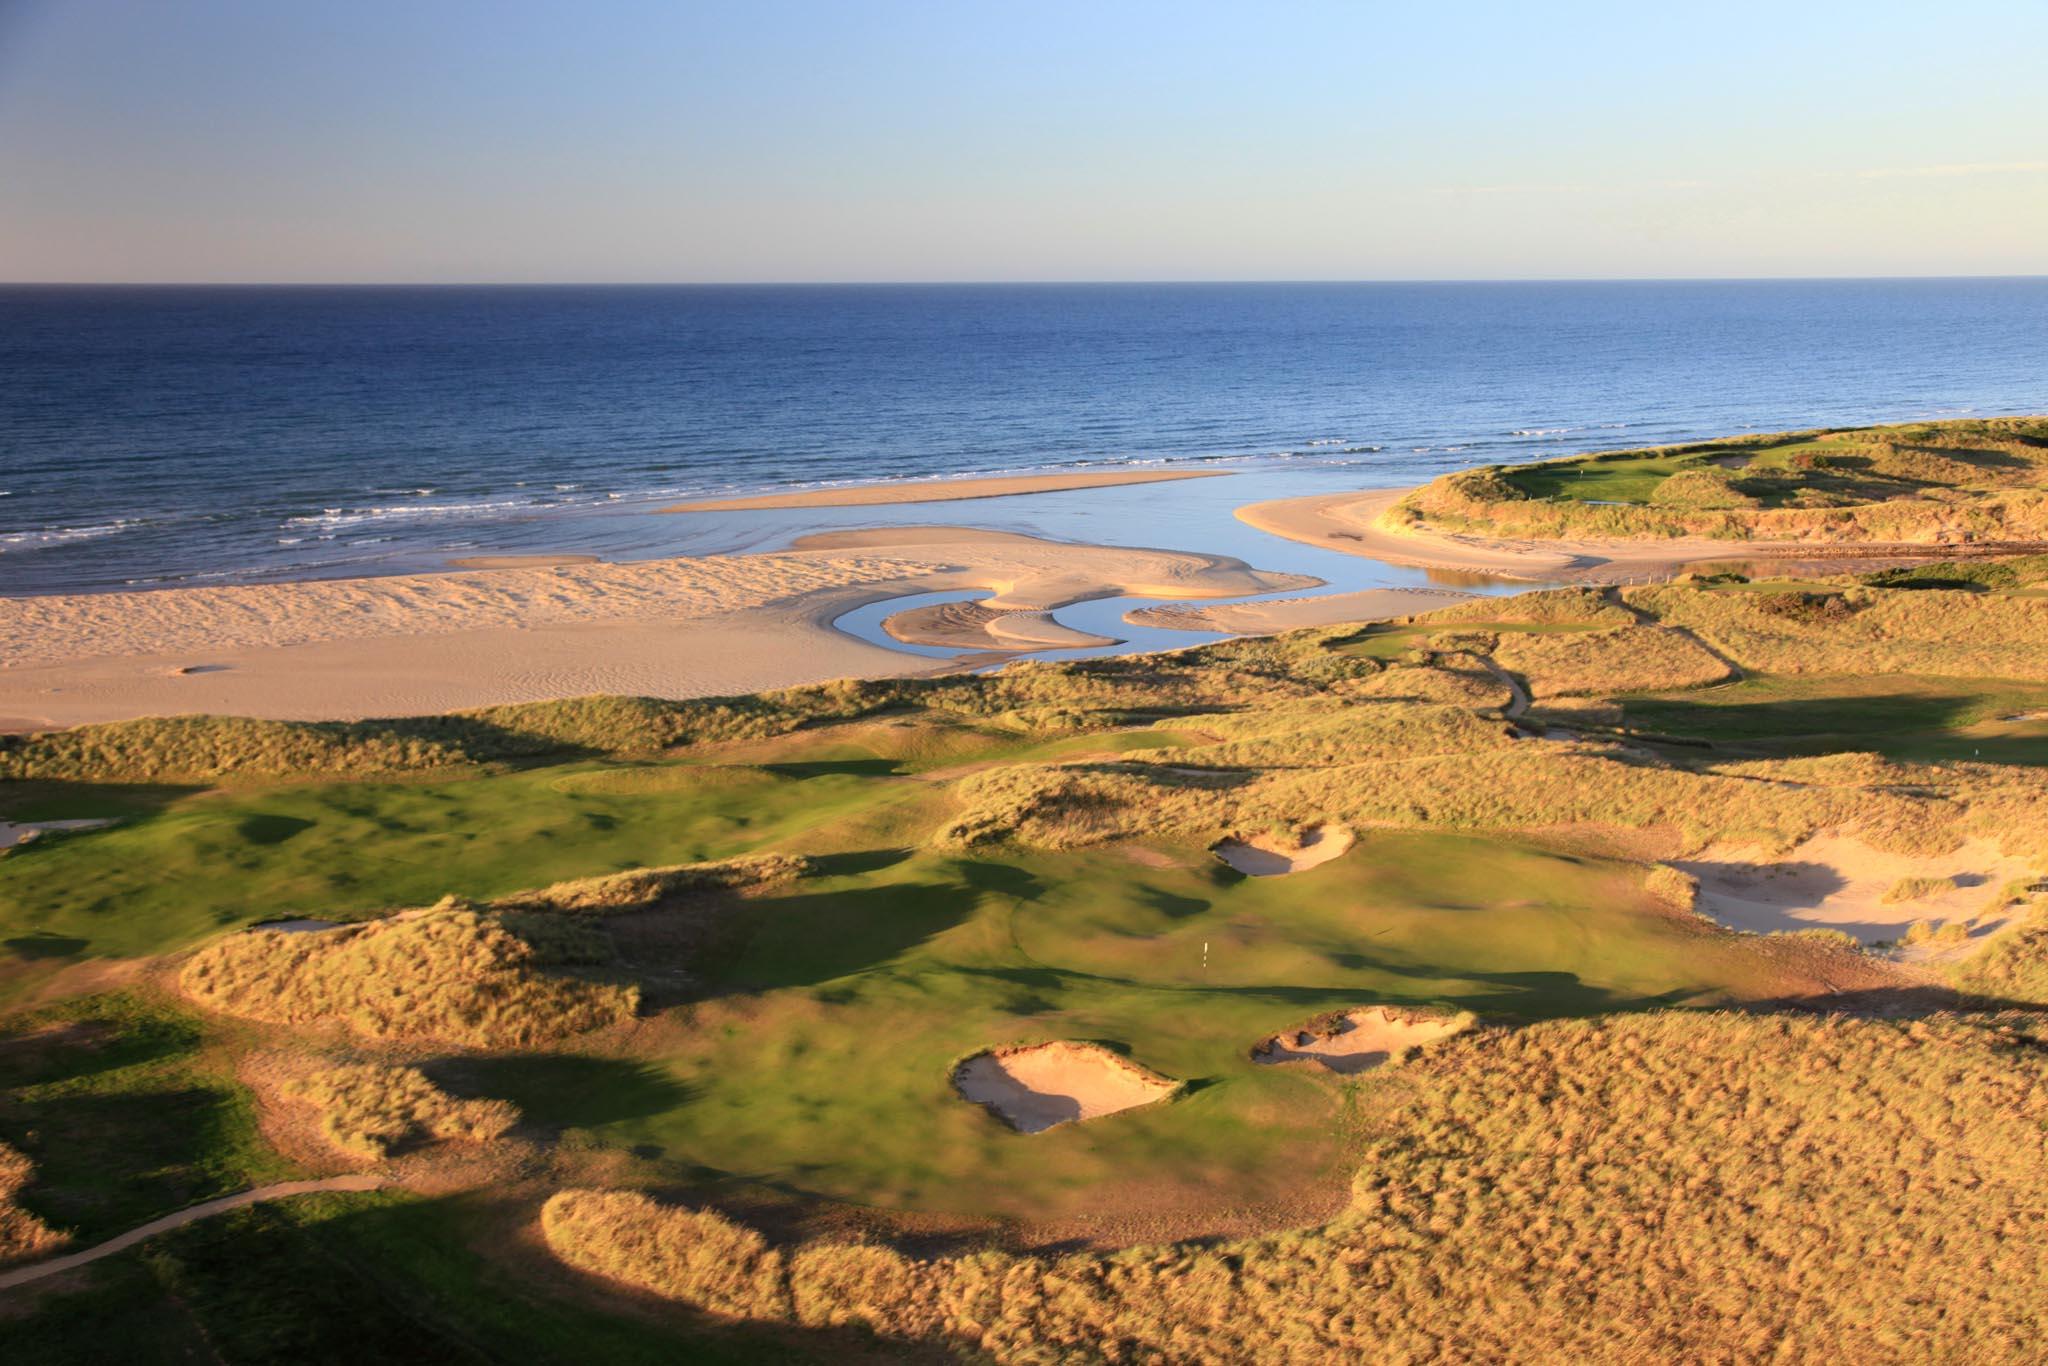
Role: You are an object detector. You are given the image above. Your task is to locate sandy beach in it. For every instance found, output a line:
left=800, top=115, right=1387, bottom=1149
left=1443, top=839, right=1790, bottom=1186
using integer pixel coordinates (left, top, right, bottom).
left=0, top=525, right=1314, bottom=728
left=660, top=468, right=1225, bottom=512
left=1127, top=586, right=1477, bottom=634
left=1237, top=486, right=1979, bottom=583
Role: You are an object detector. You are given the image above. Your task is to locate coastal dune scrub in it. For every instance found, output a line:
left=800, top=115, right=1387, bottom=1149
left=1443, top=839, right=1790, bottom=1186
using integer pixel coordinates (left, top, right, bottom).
left=282, top=1062, right=519, bottom=1159
left=179, top=907, right=639, bottom=1048
left=0, top=629, right=1383, bottom=783
left=1488, top=625, right=1735, bottom=698
left=0, top=1140, right=68, bottom=1267
left=541, top=1012, right=2048, bottom=1363
left=1884, top=874, right=1959, bottom=904
left=486, top=853, right=810, bottom=915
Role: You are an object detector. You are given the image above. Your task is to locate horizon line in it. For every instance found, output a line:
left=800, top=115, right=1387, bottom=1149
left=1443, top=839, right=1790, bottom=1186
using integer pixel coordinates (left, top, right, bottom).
left=2, top=272, right=2045, bottom=289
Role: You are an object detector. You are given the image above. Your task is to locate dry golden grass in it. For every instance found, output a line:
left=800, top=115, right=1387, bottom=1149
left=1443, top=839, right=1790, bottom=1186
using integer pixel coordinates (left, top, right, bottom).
left=282, top=1062, right=518, bottom=1160
left=1489, top=625, right=1735, bottom=698
left=1421, top=586, right=1638, bottom=628
left=1954, top=896, right=2048, bottom=1005
left=1623, top=584, right=2048, bottom=679
left=0, top=1139, right=68, bottom=1268
left=541, top=1189, right=792, bottom=1320
left=180, top=908, right=638, bottom=1048
left=1884, top=874, right=1959, bottom=904
left=487, top=853, right=810, bottom=915
left=541, top=1011, right=2048, bottom=1363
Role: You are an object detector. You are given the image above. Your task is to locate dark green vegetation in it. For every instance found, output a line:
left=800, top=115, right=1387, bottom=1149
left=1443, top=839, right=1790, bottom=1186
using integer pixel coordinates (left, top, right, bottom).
left=0, top=995, right=288, bottom=1244
left=0, top=1189, right=901, bottom=1364
left=6, top=550, right=2048, bottom=1359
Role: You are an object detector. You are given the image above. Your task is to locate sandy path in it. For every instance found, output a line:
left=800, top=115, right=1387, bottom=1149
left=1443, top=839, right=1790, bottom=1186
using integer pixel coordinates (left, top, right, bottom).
left=1127, top=587, right=1476, bottom=635
left=0, top=526, right=1310, bottom=727
left=0, top=1174, right=383, bottom=1292
left=660, top=468, right=1225, bottom=511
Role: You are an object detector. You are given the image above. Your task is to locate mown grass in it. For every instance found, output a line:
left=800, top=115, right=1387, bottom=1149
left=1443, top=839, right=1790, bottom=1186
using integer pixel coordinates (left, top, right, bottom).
left=1402, top=416, right=2048, bottom=543
left=1619, top=673, right=2048, bottom=762
left=0, top=756, right=923, bottom=976
left=0, top=993, right=291, bottom=1244
left=509, top=836, right=1807, bottom=1226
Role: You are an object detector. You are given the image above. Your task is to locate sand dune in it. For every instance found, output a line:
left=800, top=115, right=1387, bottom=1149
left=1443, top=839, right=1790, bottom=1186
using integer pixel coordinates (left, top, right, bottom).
left=661, top=468, right=1225, bottom=512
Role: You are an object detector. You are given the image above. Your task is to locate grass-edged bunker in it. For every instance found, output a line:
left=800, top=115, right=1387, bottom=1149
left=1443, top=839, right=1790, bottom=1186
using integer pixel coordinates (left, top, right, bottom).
left=952, top=1043, right=1178, bottom=1133
left=1253, top=1006, right=1471, bottom=1074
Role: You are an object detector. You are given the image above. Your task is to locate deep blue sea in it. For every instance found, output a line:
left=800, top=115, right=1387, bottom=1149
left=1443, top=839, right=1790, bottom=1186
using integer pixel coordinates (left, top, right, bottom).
left=3, top=280, right=2045, bottom=596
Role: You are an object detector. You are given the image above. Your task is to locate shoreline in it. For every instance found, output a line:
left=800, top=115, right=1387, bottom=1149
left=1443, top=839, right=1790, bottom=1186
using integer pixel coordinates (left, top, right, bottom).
left=660, top=468, right=1228, bottom=512
left=0, top=525, right=1316, bottom=729
left=1237, top=486, right=2022, bottom=583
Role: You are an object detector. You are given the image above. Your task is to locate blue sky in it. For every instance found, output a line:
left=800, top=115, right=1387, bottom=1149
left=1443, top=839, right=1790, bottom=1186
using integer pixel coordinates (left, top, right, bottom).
left=1, top=0, right=2043, bottom=281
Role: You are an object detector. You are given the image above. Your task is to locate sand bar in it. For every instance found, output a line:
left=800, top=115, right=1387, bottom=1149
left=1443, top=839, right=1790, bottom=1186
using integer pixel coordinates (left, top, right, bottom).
left=1128, top=587, right=1476, bottom=635
left=661, top=468, right=1226, bottom=512
left=0, top=526, right=1312, bottom=727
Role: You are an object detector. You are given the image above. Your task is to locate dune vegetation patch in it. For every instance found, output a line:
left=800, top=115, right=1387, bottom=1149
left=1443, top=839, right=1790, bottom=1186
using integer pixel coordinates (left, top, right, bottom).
left=1212, top=825, right=1354, bottom=876
left=179, top=905, right=638, bottom=1048
left=951, top=1042, right=1177, bottom=1133
left=0, top=1139, right=67, bottom=1267
left=1252, top=1007, right=1471, bottom=1074
left=486, top=852, right=810, bottom=916
left=280, top=1062, right=520, bottom=1160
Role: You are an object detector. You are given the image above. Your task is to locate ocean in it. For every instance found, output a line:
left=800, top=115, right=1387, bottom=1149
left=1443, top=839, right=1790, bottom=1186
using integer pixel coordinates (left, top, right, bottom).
left=2, top=279, right=2045, bottom=597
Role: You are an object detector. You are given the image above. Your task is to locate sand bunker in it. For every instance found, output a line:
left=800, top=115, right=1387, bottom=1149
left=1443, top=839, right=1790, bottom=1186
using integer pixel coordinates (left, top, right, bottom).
left=0, top=819, right=113, bottom=851
left=1676, top=833, right=2036, bottom=947
left=1253, top=1008, right=1469, bottom=1075
left=952, top=1043, right=1177, bottom=1134
left=1213, top=825, right=1355, bottom=876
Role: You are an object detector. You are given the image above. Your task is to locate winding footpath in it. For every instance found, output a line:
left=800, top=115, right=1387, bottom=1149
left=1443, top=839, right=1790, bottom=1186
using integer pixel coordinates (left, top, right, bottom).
left=0, top=1174, right=383, bottom=1293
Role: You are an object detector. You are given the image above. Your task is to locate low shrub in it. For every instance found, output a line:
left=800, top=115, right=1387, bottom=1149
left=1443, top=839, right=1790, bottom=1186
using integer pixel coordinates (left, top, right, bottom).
left=0, top=1140, right=68, bottom=1267
left=282, top=1062, right=518, bottom=1159
left=180, top=908, right=638, bottom=1048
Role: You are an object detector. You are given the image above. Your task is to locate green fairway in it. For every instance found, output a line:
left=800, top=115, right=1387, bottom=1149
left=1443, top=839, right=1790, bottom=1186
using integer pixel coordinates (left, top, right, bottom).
left=0, top=722, right=1207, bottom=981
left=1620, top=673, right=2048, bottom=762
left=0, top=994, right=289, bottom=1243
left=481, top=833, right=1783, bottom=1225
left=1501, top=439, right=1831, bottom=505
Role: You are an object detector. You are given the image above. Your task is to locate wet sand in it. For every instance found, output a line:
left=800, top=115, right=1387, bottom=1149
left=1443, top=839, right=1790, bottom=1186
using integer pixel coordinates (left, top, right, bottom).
left=661, top=468, right=1226, bottom=512
left=1127, top=586, right=1476, bottom=634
